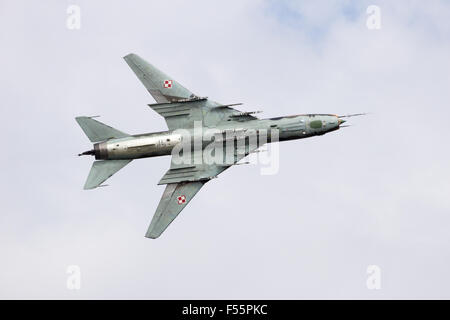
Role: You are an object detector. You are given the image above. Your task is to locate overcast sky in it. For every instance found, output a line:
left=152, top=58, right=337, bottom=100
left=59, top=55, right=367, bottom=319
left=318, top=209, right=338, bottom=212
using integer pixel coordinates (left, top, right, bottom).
left=1, top=0, right=450, bottom=299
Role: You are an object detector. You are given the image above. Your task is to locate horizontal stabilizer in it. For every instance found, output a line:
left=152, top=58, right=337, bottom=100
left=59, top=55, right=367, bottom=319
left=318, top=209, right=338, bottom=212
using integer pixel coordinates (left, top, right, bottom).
left=84, top=160, right=132, bottom=190
left=75, top=116, right=129, bottom=143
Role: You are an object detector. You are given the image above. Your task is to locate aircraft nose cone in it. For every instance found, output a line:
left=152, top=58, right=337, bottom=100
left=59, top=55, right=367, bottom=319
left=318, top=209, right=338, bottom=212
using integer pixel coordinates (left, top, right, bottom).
left=338, top=119, right=346, bottom=125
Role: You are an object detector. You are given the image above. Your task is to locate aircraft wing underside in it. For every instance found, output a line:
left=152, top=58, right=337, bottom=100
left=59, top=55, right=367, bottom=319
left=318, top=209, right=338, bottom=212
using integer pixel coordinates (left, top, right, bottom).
left=146, top=142, right=261, bottom=238
left=146, top=181, right=205, bottom=239
left=123, top=53, right=258, bottom=130
left=123, top=53, right=196, bottom=103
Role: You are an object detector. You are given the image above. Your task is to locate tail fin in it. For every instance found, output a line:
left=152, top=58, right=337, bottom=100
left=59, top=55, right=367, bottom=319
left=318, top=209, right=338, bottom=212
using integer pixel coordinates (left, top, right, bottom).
left=75, top=116, right=130, bottom=143
left=84, top=160, right=132, bottom=189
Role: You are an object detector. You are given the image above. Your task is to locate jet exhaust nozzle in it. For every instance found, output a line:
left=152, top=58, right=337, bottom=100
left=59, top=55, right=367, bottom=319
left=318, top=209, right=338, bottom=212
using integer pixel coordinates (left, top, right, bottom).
left=78, top=149, right=95, bottom=157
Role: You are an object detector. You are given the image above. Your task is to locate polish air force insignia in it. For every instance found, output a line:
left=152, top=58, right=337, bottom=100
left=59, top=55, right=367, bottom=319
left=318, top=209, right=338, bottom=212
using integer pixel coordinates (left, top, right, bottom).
left=177, top=195, right=186, bottom=205
left=163, top=80, right=173, bottom=88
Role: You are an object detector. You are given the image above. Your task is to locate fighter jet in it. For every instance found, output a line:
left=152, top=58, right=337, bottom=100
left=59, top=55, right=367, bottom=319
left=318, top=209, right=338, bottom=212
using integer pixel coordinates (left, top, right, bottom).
left=76, top=53, right=361, bottom=239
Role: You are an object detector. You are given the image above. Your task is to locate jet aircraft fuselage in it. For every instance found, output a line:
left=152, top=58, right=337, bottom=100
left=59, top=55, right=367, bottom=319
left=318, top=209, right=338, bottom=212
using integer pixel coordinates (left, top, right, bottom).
left=82, top=114, right=344, bottom=161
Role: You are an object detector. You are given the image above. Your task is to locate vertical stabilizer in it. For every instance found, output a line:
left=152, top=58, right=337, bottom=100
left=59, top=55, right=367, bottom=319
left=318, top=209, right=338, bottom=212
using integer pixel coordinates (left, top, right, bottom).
left=75, top=116, right=129, bottom=143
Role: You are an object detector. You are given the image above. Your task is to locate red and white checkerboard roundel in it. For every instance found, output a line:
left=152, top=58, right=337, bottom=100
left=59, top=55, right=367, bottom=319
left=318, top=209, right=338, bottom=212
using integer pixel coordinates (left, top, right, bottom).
left=177, top=195, right=186, bottom=205
left=163, top=80, right=173, bottom=88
